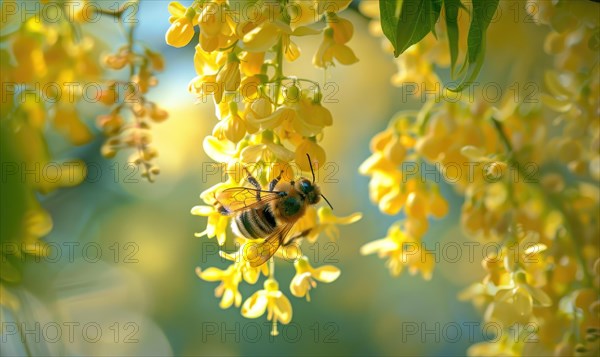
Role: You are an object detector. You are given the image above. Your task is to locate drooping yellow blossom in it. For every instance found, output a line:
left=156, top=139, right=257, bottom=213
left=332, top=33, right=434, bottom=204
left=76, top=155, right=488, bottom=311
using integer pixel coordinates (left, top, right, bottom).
left=165, top=2, right=198, bottom=48
left=305, top=207, right=362, bottom=243
left=220, top=245, right=269, bottom=285
left=313, top=27, right=359, bottom=68
left=360, top=223, right=435, bottom=280
left=290, top=256, right=340, bottom=301
left=180, top=0, right=360, bottom=332
left=191, top=205, right=229, bottom=246
left=196, top=265, right=242, bottom=309
left=241, top=278, right=292, bottom=336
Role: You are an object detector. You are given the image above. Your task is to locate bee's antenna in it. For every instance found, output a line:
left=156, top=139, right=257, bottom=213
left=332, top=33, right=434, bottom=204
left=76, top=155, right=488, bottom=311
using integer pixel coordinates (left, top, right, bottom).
left=307, top=153, right=332, bottom=209
left=306, top=153, right=316, bottom=183
left=321, top=194, right=334, bottom=210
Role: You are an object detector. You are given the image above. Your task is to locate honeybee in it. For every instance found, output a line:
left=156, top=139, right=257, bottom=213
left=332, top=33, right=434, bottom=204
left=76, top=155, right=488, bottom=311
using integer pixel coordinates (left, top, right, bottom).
left=216, top=155, right=333, bottom=267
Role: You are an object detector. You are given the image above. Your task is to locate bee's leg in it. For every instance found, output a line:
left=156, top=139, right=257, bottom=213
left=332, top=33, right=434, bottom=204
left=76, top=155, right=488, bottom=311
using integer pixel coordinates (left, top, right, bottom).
left=269, top=170, right=284, bottom=192
left=244, top=167, right=262, bottom=200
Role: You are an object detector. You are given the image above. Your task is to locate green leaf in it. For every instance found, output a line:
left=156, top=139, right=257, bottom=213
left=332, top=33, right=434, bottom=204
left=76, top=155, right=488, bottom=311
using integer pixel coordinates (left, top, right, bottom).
left=444, top=0, right=461, bottom=76
left=448, top=0, right=499, bottom=91
left=380, top=0, right=442, bottom=57
left=379, top=0, right=403, bottom=55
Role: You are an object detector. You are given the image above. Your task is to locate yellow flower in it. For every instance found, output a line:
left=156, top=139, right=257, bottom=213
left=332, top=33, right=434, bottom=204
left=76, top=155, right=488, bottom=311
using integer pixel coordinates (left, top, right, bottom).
left=221, top=246, right=269, bottom=284
left=287, top=1, right=319, bottom=30
left=241, top=278, right=292, bottom=336
left=193, top=44, right=224, bottom=75
left=239, top=51, right=265, bottom=76
left=165, top=3, right=198, bottom=48
left=287, top=95, right=333, bottom=137
left=242, top=22, right=282, bottom=52
left=188, top=74, right=219, bottom=100
left=202, top=135, right=239, bottom=163
left=313, top=28, right=358, bottom=68
left=197, top=2, right=235, bottom=52
left=294, top=139, right=325, bottom=171
left=290, top=256, right=340, bottom=301
left=196, top=265, right=242, bottom=309
left=214, top=57, right=241, bottom=104
left=242, top=21, right=320, bottom=52
left=198, top=2, right=224, bottom=38
left=213, top=101, right=249, bottom=143
left=246, top=102, right=294, bottom=131
left=328, top=13, right=354, bottom=44
left=360, top=223, right=435, bottom=280
left=305, top=206, right=362, bottom=243
left=240, top=131, right=295, bottom=164
left=490, top=272, right=552, bottom=326
left=191, top=205, right=229, bottom=246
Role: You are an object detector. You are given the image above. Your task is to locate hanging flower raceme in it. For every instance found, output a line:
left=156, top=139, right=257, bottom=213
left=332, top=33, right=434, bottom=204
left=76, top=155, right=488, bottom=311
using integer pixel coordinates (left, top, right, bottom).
left=241, top=278, right=292, bottom=336
left=290, top=256, right=340, bottom=301
left=358, top=2, right=599, bottom=355
left=1, top=0, right=170, bottom=308
left=167, top=0, right=360, bottom=334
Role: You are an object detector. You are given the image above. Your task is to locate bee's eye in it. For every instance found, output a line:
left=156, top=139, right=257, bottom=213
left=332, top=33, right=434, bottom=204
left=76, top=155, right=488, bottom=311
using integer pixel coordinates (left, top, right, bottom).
left=300, top=180, right=312, bottom=193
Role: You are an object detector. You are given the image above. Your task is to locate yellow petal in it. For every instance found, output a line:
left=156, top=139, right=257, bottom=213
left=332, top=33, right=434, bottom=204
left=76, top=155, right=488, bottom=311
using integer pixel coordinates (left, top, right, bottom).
left=311, top=265, right=340, bottom=283
left=330, top=17, right=353, bottom=44
left=512, top=287, right=533, bottom=317
left=524, top=284, right=552, bottom=307
left=241, top=291, right=268, bottom=318
left=196, top=267, right=224, bottom=281
left=165, top=18, right=195, bottom=48
left=203, top=135, right=236, bottom=163
left=285, top=40, right=301, bottom=62
left=460, top=145, right=486, bottom=161
left=191, top=205, right=214, bottom=216
left=265, top=143, right=295, bottom=162
left=332, top=44, right=358, bottom=65
left=273, top=294, right=293, bottom=324
left=243, top=23, right=281, bottom=52
left=220, top=288, right=236, bottom=309
left=168, top=1, right=186, bottom=17
left=360, top=238, right=397, bottom=255
left=295, top=139, right=325, bottom=171
left=290, top=273, right=311, bottom=298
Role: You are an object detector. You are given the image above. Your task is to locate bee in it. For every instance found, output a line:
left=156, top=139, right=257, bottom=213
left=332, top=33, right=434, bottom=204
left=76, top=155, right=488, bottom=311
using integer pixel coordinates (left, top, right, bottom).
left=215, top=154, right=333, bottom=267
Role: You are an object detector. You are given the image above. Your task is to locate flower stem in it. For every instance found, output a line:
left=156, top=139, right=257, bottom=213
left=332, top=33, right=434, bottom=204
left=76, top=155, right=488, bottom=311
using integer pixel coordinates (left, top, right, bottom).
left=273, top=37, right=284, bottom=105
left=491, top=117, right=513, bottom=156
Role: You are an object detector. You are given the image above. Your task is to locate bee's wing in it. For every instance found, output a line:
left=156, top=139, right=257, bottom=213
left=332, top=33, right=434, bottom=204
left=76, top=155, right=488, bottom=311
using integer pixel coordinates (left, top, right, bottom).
left=216, top=187, right=284, bottom=215
left=247, top=222, right=296, bottom=267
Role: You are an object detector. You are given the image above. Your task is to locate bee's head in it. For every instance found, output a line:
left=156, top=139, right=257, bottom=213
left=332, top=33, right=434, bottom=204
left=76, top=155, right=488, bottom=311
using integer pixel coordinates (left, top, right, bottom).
left=296, top=154, right=334, bottom=210
left=295, top=178, right=321, bottom=205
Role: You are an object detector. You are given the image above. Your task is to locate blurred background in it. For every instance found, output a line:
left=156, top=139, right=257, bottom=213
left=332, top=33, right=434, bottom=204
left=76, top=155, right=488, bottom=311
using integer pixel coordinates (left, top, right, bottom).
left=0, top=1, right=554, bottom=356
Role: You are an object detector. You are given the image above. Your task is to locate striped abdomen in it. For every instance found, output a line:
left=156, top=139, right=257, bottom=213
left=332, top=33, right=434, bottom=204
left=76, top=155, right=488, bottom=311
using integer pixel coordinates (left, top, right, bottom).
left=234, top=205, right=278, bottom=239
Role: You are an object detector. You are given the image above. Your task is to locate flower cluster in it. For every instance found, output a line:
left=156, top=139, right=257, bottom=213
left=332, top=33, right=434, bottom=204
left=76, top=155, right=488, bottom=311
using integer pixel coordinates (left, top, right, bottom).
left=359, top=1, right=599, bottom=356
left=0, top=0, right=168, bottom=310
left=95, top=2, right=168, bottom=182
left=1, top=0, right=99, bottom=309
left=166, top=0, right=361, bottom=333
